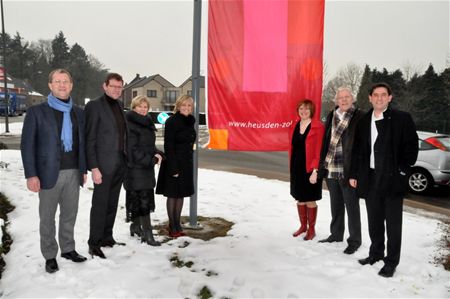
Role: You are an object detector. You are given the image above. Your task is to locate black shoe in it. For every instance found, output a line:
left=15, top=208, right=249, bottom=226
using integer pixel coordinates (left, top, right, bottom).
left=45, top=258, right=59, bottom=273
left=61, top=250, right=87, bottom=263
left=318, top=236, right=342, bottom=243
left=358, top=256, right=383, bottom=265
left=343, top=245, right=359, bottom=255
left=100, top=239, right=126, bottom=247
left=378, top=264, right=396, bottom=278
left=141, top=231, right=161, bottom=247
left=88, top=246, right=106, bottom=259
left=130, top=222, right=143, bottom=238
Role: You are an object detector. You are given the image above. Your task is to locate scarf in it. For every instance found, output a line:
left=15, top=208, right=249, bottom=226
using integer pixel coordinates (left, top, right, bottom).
left=47, top=93, right=73, bottom=152
left=324, top=106, right=355, bottom=178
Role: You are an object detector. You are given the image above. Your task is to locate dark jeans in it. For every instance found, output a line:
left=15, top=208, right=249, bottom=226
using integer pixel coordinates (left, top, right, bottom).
left=366, top=170, right=404, bottom=266
left=88, top=162, right=126, bottom=247
left=326, top=178, right=361, bottom=247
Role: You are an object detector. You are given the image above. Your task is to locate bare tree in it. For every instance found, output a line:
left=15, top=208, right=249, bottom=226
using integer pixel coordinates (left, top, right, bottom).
left=30, top=39, right=53, bottom=63
left=322, top=62, right=363, bottom=112
left=401, top=60, right=424, bottom=82
left=337, top=62, right=363, bottom=92
left=322, top=60, right=330, bottom=86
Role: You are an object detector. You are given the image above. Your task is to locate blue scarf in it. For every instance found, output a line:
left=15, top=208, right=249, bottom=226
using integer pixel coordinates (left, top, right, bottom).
left=47, top=93, right=73, bottom=152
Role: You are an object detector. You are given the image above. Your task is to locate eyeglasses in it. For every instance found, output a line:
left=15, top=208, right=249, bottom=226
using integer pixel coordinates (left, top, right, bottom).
left=52, top=80, right=71, bottom=85
left=108, top=85, right=123, bottom=89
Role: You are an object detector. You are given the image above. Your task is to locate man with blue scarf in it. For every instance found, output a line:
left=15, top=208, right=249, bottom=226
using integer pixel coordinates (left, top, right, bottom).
left=21, top=69, right=87, bottom=274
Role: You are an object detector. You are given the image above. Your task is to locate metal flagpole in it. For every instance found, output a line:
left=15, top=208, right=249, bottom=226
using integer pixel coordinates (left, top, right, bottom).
left=1, top=0, right=9, bottom=133
left=188, top=0, right=202, bottom=228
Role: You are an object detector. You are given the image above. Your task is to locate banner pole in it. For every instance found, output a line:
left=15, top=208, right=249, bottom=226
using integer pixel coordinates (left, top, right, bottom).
left=189, top=0, right=202, bottom=228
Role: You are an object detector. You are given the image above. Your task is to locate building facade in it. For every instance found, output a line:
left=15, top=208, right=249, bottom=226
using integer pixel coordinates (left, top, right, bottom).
left=123, top=74, right=206, bottom=112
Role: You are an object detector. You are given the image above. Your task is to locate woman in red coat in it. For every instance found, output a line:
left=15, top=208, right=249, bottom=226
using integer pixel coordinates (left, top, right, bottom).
left=290, top=99, right=325, bottom=240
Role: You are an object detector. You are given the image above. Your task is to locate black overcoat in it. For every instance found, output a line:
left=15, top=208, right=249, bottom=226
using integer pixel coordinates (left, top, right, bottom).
left=349, top=107, right=418, bottom=198
left=85, top=94, right=128, bottom=175
left=124, top=110, right=162, bottom=191
left=156, top=112, right=196, bottom=198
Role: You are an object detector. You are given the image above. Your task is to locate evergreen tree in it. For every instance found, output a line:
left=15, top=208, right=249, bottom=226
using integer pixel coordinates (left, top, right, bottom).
left=85, top=55, right=108, bottom=100
left=403, top=74, right=422, bottom=120
left=0, top=32, right=12, bottom=66
left=68, top=43, right=90, bottom=105
left=29, top=39, right=52, bottom=96
left=5, top=32, right=34, bottom=80
left=356, top=64, right=372, bottom=111
left=51, top=31, right=70, bottom=69
left=414, top=65, right=449, bottom=133
left=386, top=69, right=406, bottom=111
left=439, top=68, right=450, bottom=133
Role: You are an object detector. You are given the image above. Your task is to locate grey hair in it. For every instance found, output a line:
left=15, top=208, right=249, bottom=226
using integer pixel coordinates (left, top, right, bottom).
left=334, top=86, right=355, bottom=103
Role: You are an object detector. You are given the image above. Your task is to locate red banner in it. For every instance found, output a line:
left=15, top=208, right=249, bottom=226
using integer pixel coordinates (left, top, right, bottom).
left=207, top=0, right=324, bottom=151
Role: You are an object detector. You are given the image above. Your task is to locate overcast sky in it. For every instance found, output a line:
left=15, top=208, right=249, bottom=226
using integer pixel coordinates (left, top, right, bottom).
left=3, top=0, right=449, bottom=86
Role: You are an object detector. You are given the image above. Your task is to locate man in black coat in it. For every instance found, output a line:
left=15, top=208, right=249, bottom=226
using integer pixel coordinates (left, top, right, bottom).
left=318, top=87, right=364, bottom=255
left=85, top=73, right=127, bottom=258
left=349, top=82, right=418, bottom=278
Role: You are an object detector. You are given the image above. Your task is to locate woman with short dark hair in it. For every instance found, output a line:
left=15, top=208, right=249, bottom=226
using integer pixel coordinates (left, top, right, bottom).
left=290, top=99, right=325, bottom=240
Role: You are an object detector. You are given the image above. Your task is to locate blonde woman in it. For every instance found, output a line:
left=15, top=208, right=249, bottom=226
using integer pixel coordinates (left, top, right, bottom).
left=156, top=95, right=196, bottom=238
left=124, top=96, right=163, bottom=246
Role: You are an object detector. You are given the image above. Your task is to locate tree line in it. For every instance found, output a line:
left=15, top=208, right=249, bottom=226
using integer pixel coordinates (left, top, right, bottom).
left=2, top=31, right=449, bottom=133
left=323, top=63, right=450, bottom=134
left=1, top=31, right=108, bottom=106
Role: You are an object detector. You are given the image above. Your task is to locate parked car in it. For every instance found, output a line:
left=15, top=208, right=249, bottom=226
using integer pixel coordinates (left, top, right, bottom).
left=408, top=131, right=450, bottom=194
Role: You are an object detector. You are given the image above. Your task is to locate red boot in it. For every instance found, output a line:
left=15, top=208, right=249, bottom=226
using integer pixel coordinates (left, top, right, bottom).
left=293, top=204, right=307, bottom=237
left=304, top=206, right=318, bottom=241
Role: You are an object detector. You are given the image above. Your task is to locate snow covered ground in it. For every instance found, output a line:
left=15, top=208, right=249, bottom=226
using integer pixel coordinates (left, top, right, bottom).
left=0, top=149, right=449, bottom=298
left=0, top=122, right=22, bottom=136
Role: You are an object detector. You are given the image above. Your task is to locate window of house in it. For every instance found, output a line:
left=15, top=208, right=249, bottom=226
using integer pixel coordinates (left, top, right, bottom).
left=147, top=90, right=157, bottom=97
left=187, top=90, right=192, bottom=95
left=165, top=90, right=178, bottom=103
left=132, top=90, right=137, bottom=98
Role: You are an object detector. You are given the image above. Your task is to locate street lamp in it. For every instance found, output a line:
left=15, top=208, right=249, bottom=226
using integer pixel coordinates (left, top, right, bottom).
left=1, top=0, right=9, bottom=133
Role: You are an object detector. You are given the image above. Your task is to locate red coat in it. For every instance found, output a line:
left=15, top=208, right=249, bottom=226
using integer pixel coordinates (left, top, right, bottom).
left=289, top=119, right=325, bottom=173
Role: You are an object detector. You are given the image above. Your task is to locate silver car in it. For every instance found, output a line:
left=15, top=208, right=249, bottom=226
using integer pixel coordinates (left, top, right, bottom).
left=409, top=131, right=450, bottom=193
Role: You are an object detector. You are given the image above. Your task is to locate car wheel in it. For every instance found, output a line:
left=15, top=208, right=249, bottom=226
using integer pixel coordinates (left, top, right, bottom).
left=408, top=169, right=432, bottom=193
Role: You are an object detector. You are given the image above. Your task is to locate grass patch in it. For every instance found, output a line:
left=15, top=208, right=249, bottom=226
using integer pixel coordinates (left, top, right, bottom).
left=0, top=192, right=15, bottom=279
left=205, top=270, right=219, bottom=277
left=197, top=286, right=213, bottom=299
left=169, top=254, right=194, bottom=268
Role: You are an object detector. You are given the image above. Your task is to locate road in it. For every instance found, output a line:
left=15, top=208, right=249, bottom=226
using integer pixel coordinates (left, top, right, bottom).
left=1, top=115, right=449, bottom=217
left=199, top=148, right=450, bottom=216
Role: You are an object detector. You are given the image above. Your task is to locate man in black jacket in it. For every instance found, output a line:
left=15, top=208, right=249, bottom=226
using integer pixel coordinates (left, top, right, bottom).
left=318, top=87, right=364, bottom=255
left=85, top=73, right=127, bottom=258
left=349, top=82, right=418, bottom=278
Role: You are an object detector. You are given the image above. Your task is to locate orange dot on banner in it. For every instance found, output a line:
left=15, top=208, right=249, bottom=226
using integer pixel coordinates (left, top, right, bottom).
left=208, top=129, right=228, bottom=150
left=299, top=58, right=322, bottom=81
left=212, top=57, right=231, bottom=82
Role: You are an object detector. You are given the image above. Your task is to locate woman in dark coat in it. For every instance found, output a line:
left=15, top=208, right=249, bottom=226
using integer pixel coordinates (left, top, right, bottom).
left=124, top=96, right=163, bottom=246
left=156, top=95, right=196, bottom=238
left=290, top=99, right=325, bottom=240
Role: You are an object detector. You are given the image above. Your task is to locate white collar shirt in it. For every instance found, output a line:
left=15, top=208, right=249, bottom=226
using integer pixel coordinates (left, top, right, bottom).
left=370, top=110, right=385, bottom=169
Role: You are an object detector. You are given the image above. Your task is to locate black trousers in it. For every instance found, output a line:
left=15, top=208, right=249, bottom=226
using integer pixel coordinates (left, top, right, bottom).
left=366, top=170, right=403, bottom=266
left=326, top=178, right=361, bottom=247
left=88, top=161, right=126, bottom=247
